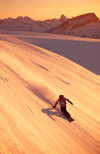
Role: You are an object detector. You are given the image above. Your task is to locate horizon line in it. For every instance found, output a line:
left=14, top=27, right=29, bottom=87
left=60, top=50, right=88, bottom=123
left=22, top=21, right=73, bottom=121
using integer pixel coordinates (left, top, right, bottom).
left=0, top=12, right=99, bottom=21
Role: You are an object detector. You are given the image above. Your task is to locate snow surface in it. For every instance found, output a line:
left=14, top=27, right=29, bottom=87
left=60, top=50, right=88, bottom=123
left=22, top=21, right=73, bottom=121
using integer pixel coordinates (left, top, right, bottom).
left=65, top=22, right=100, bottom=39
left=4, top=31, right=100, bottom=74
left=0, top=32, right=100, bottom=154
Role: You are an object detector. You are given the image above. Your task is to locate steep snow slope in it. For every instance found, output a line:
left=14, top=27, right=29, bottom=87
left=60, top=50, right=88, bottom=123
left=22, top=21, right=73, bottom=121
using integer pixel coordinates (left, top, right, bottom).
left=0, top=34, right=100, bottom=154
left=5, top=31, right=100, bottom=74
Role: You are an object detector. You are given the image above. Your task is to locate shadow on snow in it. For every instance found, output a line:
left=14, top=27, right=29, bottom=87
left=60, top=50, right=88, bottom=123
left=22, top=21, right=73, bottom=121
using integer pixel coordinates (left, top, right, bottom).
left=41, top=107, right=74, bottom=122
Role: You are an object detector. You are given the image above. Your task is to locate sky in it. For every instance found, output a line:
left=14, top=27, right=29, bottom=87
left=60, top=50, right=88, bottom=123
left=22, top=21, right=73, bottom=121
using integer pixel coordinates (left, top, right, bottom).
left=0, top=0, right=100, bottom=20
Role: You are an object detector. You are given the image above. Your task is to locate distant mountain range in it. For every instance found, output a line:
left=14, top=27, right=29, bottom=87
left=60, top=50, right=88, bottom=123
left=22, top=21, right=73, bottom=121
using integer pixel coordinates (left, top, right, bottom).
left=0, top=15, right=66, bottom=32
left=0, top=13, right=100, bottom=39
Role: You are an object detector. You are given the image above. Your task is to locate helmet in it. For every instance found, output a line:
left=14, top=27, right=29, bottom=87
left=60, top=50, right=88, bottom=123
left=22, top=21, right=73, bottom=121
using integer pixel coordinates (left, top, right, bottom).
left=59, top=95, right=64, bottom=99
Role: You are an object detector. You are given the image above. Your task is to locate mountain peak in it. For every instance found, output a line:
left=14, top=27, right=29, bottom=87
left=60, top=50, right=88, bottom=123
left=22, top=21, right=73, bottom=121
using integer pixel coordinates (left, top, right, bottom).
left=60, top=14, right=68, bottom=22
left=73, top=13, right=100, bottom=22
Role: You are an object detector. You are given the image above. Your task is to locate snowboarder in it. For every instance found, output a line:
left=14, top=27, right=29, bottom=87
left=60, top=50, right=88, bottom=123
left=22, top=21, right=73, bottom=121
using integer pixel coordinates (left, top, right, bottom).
left=52, top=95, right=73, bottom=118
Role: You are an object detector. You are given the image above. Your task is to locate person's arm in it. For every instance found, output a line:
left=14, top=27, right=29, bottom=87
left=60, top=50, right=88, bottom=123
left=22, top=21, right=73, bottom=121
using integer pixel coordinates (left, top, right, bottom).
left=52, top=100, right=59, bottom=108
left=65, top=98, right=73, bottom=105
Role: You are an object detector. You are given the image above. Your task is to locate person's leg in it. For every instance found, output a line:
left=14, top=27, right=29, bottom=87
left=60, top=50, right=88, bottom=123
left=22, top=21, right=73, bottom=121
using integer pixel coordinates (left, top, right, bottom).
left=60, top=106, right=65, bottom=113
left=61, top=106, right=70, bottom=118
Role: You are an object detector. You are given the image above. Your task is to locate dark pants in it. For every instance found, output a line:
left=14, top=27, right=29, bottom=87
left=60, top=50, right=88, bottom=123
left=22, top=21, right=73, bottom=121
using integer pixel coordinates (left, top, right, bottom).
left=60, top=106, right=70, bottom=118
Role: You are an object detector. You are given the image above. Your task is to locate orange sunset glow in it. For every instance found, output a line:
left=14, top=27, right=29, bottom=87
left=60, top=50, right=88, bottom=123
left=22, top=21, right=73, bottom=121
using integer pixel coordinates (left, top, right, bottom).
left=0, top=0, right=100, bottom=20
left=0, top=0, right=100, bottom=153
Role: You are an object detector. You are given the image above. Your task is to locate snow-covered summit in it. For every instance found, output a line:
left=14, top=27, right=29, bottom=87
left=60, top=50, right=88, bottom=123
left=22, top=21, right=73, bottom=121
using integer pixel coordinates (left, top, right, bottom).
left=47, top=13, right=100, bottom=39
left=0, top=16, right=46, bottom=32
left=0, top=16, right=62, bottom=32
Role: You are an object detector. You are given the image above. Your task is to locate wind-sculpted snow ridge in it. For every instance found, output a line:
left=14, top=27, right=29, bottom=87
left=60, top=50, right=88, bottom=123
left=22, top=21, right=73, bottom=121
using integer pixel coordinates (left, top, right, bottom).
left=0, top=33, right=100, bottom=154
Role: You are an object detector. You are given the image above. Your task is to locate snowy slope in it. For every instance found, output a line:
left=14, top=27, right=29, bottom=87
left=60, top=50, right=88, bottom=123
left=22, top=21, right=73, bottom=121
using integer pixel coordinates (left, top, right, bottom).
left=37, top=18, right=62, bottom=30
left=64, top=22, right=100, bottom=39
left=5, top=31, right=100, bottom=74
left=0, top=33, right=100, bottom=154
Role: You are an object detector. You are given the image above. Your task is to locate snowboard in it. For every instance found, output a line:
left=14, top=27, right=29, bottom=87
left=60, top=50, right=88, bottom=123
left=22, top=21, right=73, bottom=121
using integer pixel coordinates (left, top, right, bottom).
left=67, top=116, right=74, bottom=122
left=63, top=112, right=74, bottom=122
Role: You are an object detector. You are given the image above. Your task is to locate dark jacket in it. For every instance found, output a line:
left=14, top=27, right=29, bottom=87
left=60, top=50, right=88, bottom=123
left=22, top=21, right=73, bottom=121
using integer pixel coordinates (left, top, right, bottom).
left=53, top=97, right=73, bottom=108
